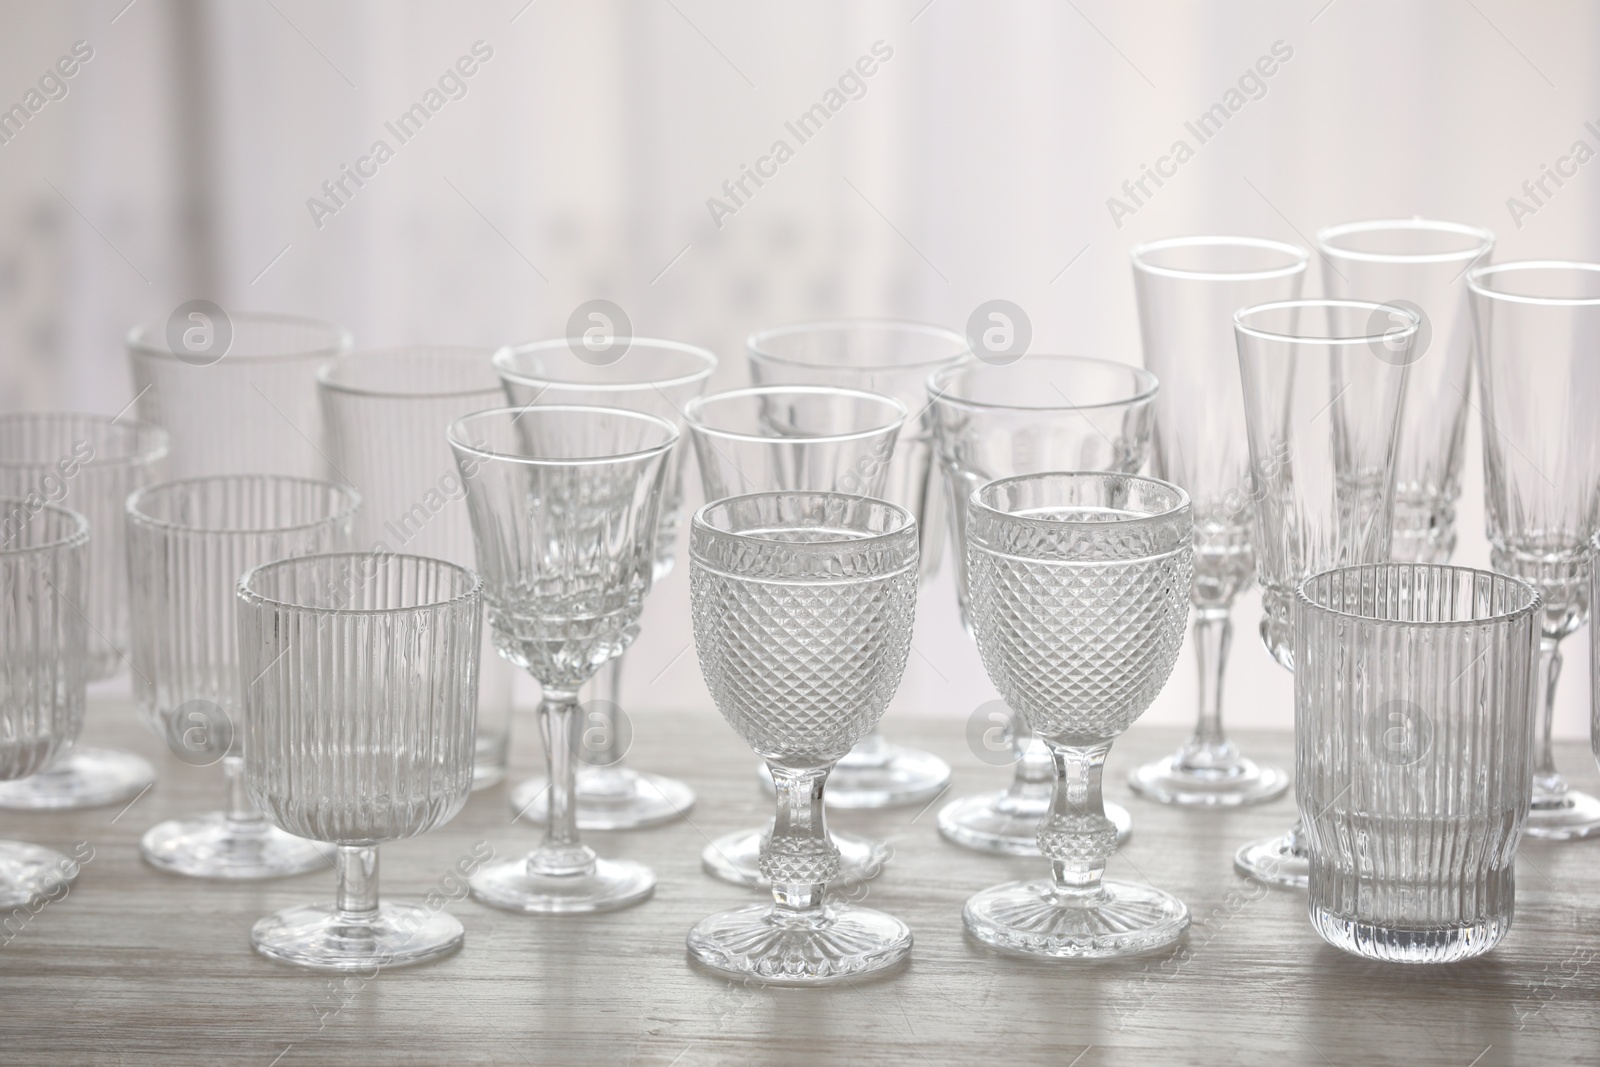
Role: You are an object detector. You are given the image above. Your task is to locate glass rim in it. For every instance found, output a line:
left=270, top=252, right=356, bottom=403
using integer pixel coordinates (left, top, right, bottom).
left=1466, top=260, right=1600, bottom=307
left=125, top=475, right=361, bottom=535
left=691, top=489, right=916, bottom=548
left=0, top=498, right=90, bottom=555
left=1233, top=299, right=1421, bottom=346
left=126, top=312, right=352, bottom=364
left=1316, top=217, right=1495, bottom=265
left=1297, top=562, right=1541, bottom=628
left=969, top=470, right=1191, bottom=530
left=1129, top=235, right=1309, bottom=281
left=447, top=404, right=679, bottom=467
left=928, top=355, right=1159, bottom=413
left=238, top=551, right=483, bottom=617
left=315, top=347, right=501, bottom=399
left=0, top=412, right=169, bottom=468
left=683, top=385, right=908, bottom=445
left=491, top=337, right=718, bottom=392
left=746, top=319, right=971, bottom=372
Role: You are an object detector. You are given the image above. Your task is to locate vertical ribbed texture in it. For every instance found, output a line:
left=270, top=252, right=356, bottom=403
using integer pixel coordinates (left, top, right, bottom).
left=1297, top=562, right=1540, bottom=963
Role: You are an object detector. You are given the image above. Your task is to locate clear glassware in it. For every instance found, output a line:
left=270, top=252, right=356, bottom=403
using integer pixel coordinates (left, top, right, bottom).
left=687, top=491, right=919, bottom=983
left=238, top=553, right=482, bottom=970
left=1232, top=299, right=1415, bottom=887
left=747, top=321, right=970, bottom=808
left=126, top=312, right=350, bottom=479
left=962, top=472, right=1193, bottom=958
left=1318, top=219, right=1495, bottom=563
left=928, top=356, right=1158, bottom=853
left=0, top=413, right=167, bottom=810
left=0, top=500, right=89, bottom=904
left=1126, top=237, right=1305, bottom=808
left=1468, top=261, right=1600, bottom=841
left=684, top=384, right=907, bottom=889
left=450, top=405, right=675, bottom=913
left=318, top=347, right=515, bottom=790
left=1297, top=563, right=1540, bottom=963
left=125, top=474, right=358, bottom=878
left=494, top=339, right=715, bottom=830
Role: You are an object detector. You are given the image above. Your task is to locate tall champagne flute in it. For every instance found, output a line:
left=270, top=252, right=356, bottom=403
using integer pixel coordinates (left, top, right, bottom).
left=1468, top=261, right=1600, bottom=840
left=1126, top=237, right=1305, bottom=807
left=495, top=339, right=715, bottom=830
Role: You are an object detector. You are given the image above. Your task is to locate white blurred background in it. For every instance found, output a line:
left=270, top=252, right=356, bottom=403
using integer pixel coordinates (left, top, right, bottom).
left=2, top=0, right=1596, bottom=740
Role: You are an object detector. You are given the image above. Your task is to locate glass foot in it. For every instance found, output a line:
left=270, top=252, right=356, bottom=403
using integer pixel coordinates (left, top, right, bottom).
left=0, top=748, right=156, bottom=811
left=252, top=901, right=463, bottom=970
left=141, top=813, right=334, bottom=880
left=937, top=791, right=1131, bottom=854
left=510, top=766, right=694, bottom=830
left=963, top=877, right=1189, bottom=958
left=1128, top=749, right=1289, bottom=808
left=1310, top=904, right=1509, bottom=964
left=702, top=824, right=889, bottom=889
left=756, top=738, right=952, bottom=809
left=470, top=855, right=655, bottom=914
left=1524, top=788, right=1600, bottom=841
left=687, top=901, right=912, bottom=984
left=1234, top=832, right=1309, bottom=888
left=0, top=840, right=80, bottom=907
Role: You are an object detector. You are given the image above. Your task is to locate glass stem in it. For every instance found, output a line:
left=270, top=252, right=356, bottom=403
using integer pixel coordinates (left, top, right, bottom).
left=763, top=764, right=837, bottom=920
left=336, top=844, right=380, bottom=924
left=1285, top=818, right=1307, bottom=859
left=528, top=689, right=597, bottom=877
left=1531, top=636, right=1568, bottom=805
left=222, top=753, right=265, bottom=833
left=581, top=657, right=634, bottom=794
left=1184, top=606, right=1234, bottom=759
left=1040, top=740, right=1116, bottom=903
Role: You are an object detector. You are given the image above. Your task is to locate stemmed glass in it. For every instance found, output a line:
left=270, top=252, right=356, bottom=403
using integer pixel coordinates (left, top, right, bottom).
left=317, top=347, right=515, bottom=790
left=1468, top=261, right=1600, bottom=840
left=1231, top=300, right=1415, bottom=887
left=0, top=499, right=89, bottom=903
left=683, top=385, right=908, bottom=888
left=962, top=472, right=1193, bottom=957
left=747, top=321, right=970, bottom=807
left=928, top=356, right=1158, bottom=852
left=1318, top=219, right=1495, bottom=563
left=1126, top=237, right=1305, bottom=807
left=0, top=413, right=167, bottom=809
left=495, top=339, right=715, bottom=829
left=687, top=491, right=919, bottom=983
left=451, top=405, right=675, bottom=913
left=125, top=475, right=359, bottom=878
left=238, top=553, right=482, bottom=969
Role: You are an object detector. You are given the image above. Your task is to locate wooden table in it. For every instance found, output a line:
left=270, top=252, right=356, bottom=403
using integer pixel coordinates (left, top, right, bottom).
left=4, top=696, right=1598, bottom=1066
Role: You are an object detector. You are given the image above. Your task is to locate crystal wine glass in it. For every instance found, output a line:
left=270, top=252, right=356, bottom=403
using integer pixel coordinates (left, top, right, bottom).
left=687, top=491, right=919, bottom=983
left=0, top=413, right=167, bottom=809
left=495, top=338, right=715, bottom=830
left=928, top=356, right=1158, bottom=853
left=1126, top=236, right=1305, bottom=807
left=125, top=474, right=358, bottom=878
left=451, top=405, right=675, bottom=913
left=239, top=553, right=482, bottom=969
left=962, top=472, right=1193, bottom=958
left=1231, top=299, right=1415, bottom=887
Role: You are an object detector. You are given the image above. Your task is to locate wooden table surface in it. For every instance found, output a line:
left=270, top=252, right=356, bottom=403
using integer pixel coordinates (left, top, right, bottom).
left=4, top=696, right=1599, bottom=1066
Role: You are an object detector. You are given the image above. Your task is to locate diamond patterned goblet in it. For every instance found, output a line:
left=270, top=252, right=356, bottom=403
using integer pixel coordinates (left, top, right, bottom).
left=687, top=491, right=919, bottom=983
left=962, top=472, right=1193, bottom=958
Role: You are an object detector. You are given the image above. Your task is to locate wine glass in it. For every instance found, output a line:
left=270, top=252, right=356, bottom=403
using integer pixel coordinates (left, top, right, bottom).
left=451, top=405, right=675, bottom=913
left=687, top=491, right=919, bottom=983
left=238, top=553, right=482, bottom=969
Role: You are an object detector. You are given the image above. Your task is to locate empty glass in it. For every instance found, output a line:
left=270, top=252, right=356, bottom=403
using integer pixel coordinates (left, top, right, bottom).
left=0, top=413, right=167, bottom=809
left=1297, top=563, right=1539, bottom=963
left=495, top=338, right=715, bottom=830
left=0, top=500, right=89, bottom=904
left=126, top=475, right=358, bottom=878
left=962, top=472, right=1193, bottom=958
left=451, top=406, right=674, bottom=913
left=1126, top=236, right=1306, bottom=808
left=1232, top=300, right=1415, bottom=887
left=747, top=320, right=971, bottom=808
left=684, top=385, right=907, bottom=888
left=687, top=492, right=919, bottom=983
left=239, top=553, right=482, bottom=969
left=929, top=356, right=1157, bottom=853
left=127, top=312, right=350, bottom=479
left=318, top=347, right=515, bottom=790
left=1469, top=260, right=1600, bottom=840
left=1318, top=219, right=1494, bottom=563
